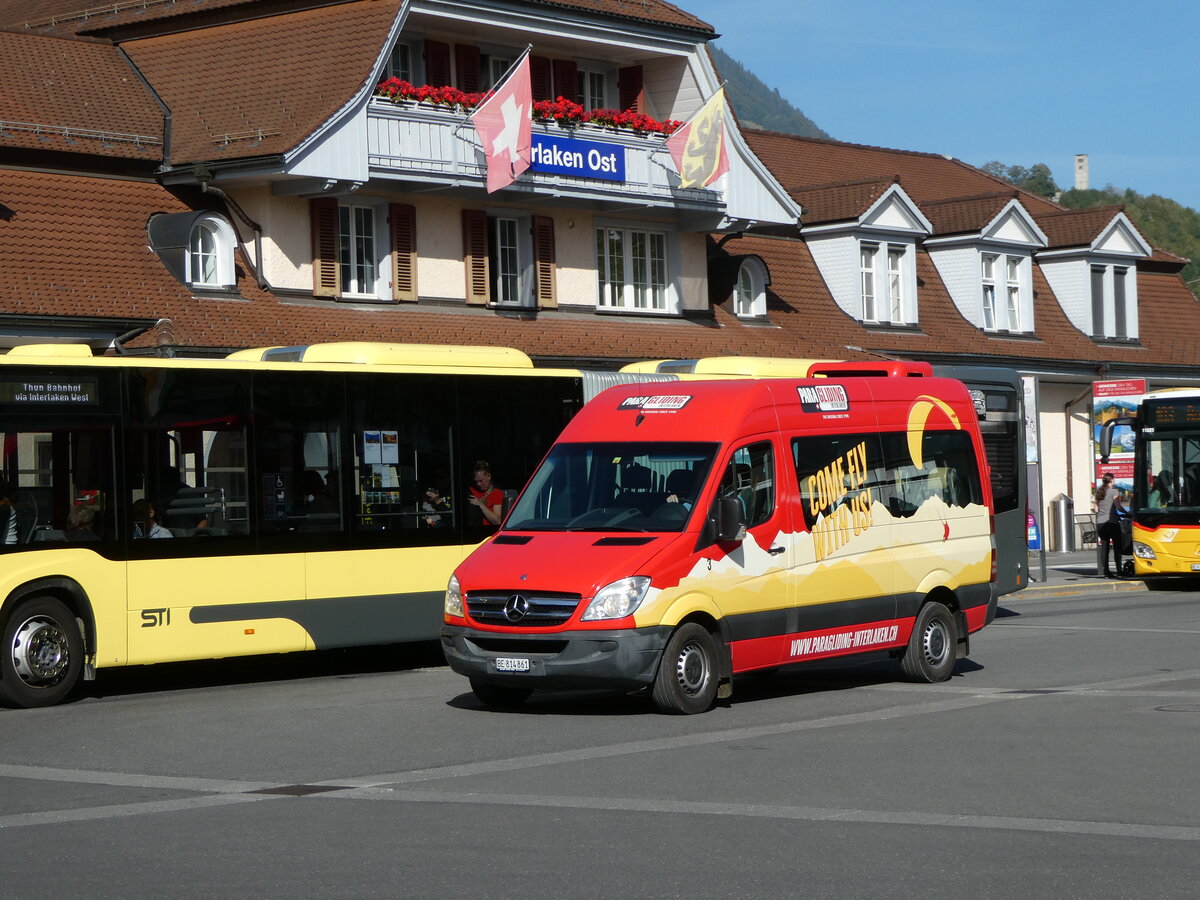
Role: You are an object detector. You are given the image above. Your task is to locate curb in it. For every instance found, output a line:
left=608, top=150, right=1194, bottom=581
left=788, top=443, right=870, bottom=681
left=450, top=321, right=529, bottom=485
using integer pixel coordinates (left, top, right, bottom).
left=1020, top=579, right=1146, bottom=599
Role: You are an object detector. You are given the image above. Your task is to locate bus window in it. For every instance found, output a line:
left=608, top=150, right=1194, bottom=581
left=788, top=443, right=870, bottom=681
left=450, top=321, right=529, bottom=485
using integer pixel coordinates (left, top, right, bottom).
left=716, top=442, right=775, bottom=528
left=253, top=372, right=345, bottom=541
left=350, top=372, right=457, bottom=546
left=126, top=368, right=250, bottom=542
left=0, top=424, right=117, bottom=545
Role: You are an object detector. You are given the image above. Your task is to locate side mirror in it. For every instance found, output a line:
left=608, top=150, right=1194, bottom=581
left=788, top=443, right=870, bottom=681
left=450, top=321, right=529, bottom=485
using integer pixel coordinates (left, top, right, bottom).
left=715, top=496, right=747, bottom=543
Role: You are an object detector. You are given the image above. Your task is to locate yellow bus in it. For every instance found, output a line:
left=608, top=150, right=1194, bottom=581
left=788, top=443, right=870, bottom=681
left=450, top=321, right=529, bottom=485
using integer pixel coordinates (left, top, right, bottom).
left=0, top=342, right=667, bottom=708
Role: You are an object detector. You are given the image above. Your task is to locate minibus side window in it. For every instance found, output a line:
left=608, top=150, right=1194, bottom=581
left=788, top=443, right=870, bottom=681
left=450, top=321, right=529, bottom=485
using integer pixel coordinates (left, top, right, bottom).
left=877, top=430, right=983, bottom=515
left=717, top=442, right=774, bottom=528
left=793, top=434, right=884, bottom=530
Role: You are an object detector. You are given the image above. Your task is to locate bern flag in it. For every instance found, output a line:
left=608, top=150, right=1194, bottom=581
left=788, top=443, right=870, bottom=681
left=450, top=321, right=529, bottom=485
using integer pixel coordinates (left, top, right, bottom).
left=666, top=87, right=729, bottom=190
left=471, top=52, right=532, bottom=193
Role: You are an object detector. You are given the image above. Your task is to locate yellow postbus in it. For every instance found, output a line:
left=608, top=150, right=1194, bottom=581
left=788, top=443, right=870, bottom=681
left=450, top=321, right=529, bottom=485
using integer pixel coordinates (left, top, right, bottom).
left=0, top=342, right=669, bottom=708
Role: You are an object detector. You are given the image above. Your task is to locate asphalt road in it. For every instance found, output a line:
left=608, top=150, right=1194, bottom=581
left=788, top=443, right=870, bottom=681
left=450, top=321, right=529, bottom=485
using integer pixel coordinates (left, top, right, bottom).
left=2, top=588, right=1199, bottom=899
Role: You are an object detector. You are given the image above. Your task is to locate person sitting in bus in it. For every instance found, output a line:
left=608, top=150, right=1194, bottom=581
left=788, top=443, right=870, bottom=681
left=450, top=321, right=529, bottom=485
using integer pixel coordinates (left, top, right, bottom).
left=1147, top=470, right=1173, bottom=508
left=131, top=499, right=172, bottom=539
left=65, top=505, right=100, bottom=542
left=468, top=460, right=504, bottom=528
left=421, top=486, right=451, bottom=527
left=301, top=470, right=337, bottom=515
left=0, top=481, right=16, bottom=545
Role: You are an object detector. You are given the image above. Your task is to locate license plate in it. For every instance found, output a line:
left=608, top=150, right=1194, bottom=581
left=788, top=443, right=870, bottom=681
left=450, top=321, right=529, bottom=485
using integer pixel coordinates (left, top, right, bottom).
left=494, top=657, right=531, bottom=672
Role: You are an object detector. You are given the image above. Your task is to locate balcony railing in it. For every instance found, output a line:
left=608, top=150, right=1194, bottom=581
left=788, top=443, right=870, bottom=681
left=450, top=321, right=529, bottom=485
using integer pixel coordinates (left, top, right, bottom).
left=366, top=98, right=721, bottom=209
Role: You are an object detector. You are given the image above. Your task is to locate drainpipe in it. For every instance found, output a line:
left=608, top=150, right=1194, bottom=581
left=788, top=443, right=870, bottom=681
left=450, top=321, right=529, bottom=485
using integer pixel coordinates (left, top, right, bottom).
left=197, top=176, right=273, bottom=292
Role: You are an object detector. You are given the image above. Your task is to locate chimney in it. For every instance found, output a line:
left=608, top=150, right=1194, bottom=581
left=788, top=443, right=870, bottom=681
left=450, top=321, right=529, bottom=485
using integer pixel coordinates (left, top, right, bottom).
left=1074, top=154, right=1089, bottom=191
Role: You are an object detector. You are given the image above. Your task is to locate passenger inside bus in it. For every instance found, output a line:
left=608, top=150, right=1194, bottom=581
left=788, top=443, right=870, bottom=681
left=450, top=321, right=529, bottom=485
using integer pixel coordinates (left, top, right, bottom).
left=64, top=505, right=99, bottom=542
left=131, top=499, right=172, bottom=539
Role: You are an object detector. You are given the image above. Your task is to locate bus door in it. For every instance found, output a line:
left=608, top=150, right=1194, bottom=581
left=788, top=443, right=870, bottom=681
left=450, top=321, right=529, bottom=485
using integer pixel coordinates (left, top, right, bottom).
left=124, top=368, right=307, bottom=665
left=0, top=383, right=127, bottom=665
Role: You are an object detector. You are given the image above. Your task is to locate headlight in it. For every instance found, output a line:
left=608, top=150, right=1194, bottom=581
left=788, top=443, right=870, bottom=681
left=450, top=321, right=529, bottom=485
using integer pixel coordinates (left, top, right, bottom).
left=581, top=576, right=651, bottom=621
left=445, top=574, right=464, bottom=617
left=1132, top=542, right=1156, bottom=560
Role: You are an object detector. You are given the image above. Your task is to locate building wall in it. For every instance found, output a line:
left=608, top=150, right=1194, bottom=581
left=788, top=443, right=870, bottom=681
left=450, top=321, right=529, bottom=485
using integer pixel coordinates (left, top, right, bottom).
left=805, top=233, right=858, bottom=319
left=1036, top=380, right=1098, bottom=546
left=928, top=246, right=979, bottom=326
left=1040, top=258, right=1089, bottom=334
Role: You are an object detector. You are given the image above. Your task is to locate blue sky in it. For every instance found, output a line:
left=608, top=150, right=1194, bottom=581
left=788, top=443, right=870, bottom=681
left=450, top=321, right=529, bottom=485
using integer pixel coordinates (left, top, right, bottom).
left=681, top=0, right=1200, bottom=211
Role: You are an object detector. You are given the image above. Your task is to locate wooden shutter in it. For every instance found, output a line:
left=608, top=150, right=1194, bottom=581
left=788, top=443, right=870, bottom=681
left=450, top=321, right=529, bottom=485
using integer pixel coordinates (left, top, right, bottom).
left=618, top=65, right=644, bottom=113
left=389, top=203, right=417, bottom=302
left=530, top=55, right=552, bottom=101
left=462, top=209, right=490, bottom=305
left=552, top=59, right=578, bottom=103
left=310, top=197, right=340, bottom=298
left=532, top=215, right=557, bottom=309
left=425, top=40, right=451, bottom=86
left=455, top=44, right=481, bottom=92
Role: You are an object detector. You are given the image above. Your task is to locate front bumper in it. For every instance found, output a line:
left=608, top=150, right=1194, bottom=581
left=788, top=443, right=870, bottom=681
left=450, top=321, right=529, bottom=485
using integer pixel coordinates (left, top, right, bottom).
left=440, top=625, right=672, bottom=691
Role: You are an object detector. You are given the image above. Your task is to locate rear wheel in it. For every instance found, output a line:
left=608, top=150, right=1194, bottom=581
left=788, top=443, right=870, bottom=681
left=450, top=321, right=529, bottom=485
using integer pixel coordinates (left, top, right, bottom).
left=0, top=596, right=83, bottom=709
left=469, top=678, right=532, bottom=709
left=899, top=601, right=956, bottom=683
left=653, top=623, right=719, bottom=714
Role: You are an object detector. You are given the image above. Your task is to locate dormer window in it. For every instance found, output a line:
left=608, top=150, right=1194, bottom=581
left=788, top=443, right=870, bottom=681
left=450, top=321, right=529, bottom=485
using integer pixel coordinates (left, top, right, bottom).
left=733, top=256, right=769, bottom=319
left=981, top=252, right=1027, bottom=332
left=859, top=241, right=913, bottom=324
left=1091, top=263, right=1134, bottom=339
left=185, top=215, right=236, bottom=289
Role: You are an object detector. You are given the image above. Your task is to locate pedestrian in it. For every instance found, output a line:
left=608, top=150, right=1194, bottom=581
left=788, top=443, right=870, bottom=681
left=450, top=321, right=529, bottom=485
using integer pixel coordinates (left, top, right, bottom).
left=1093, top=472, right=1124, bottom=578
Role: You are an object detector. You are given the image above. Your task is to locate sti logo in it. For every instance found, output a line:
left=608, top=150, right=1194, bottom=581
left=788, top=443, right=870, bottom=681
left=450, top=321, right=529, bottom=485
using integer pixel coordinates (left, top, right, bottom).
left=618, top=395, right=692, bottom=412
left=797, top=384, right=849, bottom=413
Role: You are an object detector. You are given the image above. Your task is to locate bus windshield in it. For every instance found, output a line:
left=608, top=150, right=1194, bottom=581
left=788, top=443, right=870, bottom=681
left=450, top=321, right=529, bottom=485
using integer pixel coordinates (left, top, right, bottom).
left=505, top=442, right=719, bottom=532
left=1136, top=436, right=1200, bottom=511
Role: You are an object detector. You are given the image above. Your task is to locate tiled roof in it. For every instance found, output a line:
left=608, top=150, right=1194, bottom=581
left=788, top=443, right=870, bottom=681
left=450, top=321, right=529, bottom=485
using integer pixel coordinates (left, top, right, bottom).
left=790, top=177, right=895, bottom=225
left=0, top=0, right=712, bottom=37
left=920, top=192, right=1019, bottom=237
left=745, top=129, right=1063, bottom=215
left=5, top=165, right=1199, bottom=371
left=121, top=0, right=403, bottom=165
left=0, top=30, right=162, bottom=159
left=1033, top=205, right=1124, bottom=249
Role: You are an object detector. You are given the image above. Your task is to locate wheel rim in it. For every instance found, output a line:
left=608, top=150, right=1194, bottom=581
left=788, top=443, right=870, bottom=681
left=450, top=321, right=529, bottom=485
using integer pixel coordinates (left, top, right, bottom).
left=673, top=639, right=710, bottom=697
left=11, top=615, right=71, bottom=688
left=921, top=618, right=949, bottom=669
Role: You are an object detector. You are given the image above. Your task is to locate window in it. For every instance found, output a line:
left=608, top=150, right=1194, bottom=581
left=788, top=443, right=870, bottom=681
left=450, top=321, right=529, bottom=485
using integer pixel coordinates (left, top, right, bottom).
left=982, top=253, right=1024, bottom=331
left=717, top=443, right=775, bottom=528
left=490, top=217, right=523, bottom=305
left=860, top=243, right=877, bottom=321
left=385, top=43, right=412, bottom=81
left=185, top=215, right=235, bottom=289
left=596, top=226, right=670, bottom=312
left=577, top=68, right=607, bottom=109
left=339, top=205, right=379, bottom=298
left=981, top=253, right=997, bottom=330
left=486, top=56, right=513, bottom=89
left=1090, top=263, right=1134, bottom=338
left=733, top=257, right=768, bottom=319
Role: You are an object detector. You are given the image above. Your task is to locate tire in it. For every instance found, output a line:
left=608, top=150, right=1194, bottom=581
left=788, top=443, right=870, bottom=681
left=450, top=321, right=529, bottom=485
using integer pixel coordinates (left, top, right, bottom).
left=0, top=596, right=83, bottom=709
left=469, top=678, right=532, bottom=709
left=652, top=622, right=719, bottom=714
left=899, top=601, right=957, bottom=683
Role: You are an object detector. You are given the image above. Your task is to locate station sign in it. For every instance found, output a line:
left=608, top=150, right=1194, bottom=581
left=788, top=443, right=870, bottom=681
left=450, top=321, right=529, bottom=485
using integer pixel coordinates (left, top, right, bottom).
left=529, top=133, right=625, bottom=182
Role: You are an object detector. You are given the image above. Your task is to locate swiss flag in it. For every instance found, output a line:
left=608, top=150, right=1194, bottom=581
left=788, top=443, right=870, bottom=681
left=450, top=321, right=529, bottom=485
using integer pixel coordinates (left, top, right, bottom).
left=471, top=53, right=532, bottom=193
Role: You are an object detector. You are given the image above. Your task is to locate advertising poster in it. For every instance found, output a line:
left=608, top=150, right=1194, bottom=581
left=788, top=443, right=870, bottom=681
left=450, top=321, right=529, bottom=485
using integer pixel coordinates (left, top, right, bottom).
left=1092, top=379, right=1146, bottom=491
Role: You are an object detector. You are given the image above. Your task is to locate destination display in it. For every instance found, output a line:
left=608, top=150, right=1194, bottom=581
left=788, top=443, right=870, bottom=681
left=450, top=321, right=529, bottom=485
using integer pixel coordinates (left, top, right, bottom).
left=528, top=133, right=625, bottom=182
left=1145, top=398, right=1200, bottom=426
left=0, top=378, right=99, bottom=406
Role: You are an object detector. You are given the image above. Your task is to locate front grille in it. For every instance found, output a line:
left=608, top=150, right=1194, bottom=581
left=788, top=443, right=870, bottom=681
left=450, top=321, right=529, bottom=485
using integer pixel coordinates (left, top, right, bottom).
left=466, top=590, right=581, bottom=627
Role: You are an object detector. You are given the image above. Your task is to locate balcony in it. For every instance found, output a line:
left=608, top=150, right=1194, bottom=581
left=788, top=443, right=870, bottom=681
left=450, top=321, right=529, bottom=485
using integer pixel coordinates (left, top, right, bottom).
left=365, top=98, right=722, bottom=213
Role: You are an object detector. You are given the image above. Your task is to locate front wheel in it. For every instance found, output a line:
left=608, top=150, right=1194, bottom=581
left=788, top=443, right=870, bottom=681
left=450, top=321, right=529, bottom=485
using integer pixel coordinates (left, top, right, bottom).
left=653, top=623, right=720, bottom=714
left=899, top=601, right=957, bottom=683
left=0, top=596, right=84, bottom=709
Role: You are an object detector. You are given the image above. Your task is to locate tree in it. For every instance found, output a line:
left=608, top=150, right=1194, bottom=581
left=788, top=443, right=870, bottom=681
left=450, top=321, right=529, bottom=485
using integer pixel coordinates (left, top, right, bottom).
left=980, top=160, right=1059, bottom=198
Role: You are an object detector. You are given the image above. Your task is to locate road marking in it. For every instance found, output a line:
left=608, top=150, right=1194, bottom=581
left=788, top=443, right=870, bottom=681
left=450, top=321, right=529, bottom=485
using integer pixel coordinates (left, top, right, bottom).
left=0, top=764, right=275, bottom=794
left=323, top=788, right=1200, bottom=843
left=0, top=794, right=268, bottom=830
